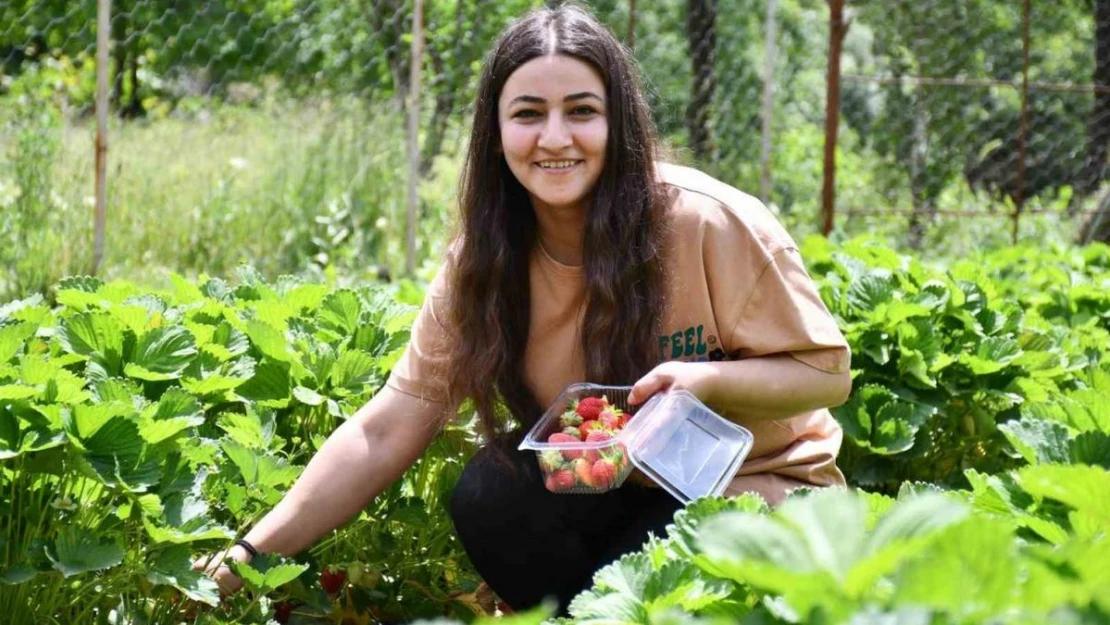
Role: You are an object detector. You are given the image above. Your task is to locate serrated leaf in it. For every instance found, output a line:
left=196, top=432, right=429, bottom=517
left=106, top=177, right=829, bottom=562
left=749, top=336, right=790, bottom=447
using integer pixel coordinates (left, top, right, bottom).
left=47, top=528, right=124, bottom=577
left=847, top=274, right=895, bottom=312
left=1070, top=431, right=1110, bottom=469
left=262, top=563, right=309, bottom=589
left=0, top=322, right=35, bottom=364
left=316, top=289, right=362, bottom=337
left=329, top=349, right=379, bottom=391
left=56, top=312, right=125, bottom=374
left=127, top=326, right=197, bottom=380
left=81, top=416, right=162, bottom=491
left=245, top=320, right=290, bottom=362
left=892, top=519, right=1019, bottom=618
left=292, top=385, right=325, bottom=406
left=234, top=359, right=290, bottom=405
left=998, top=417, right=1072, bottom=465
left=1017, top=464, right=1110, bottom=521
left=218, top=412, right=265, bottom=448
left=148, top=545, right=220, bottom=606
left=0, top=384, right=37, bottom=400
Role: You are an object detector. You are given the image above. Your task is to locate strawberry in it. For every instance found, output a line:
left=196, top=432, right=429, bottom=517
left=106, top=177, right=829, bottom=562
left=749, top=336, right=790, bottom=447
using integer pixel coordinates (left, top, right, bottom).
left=579, top=420, right=604, bottom=439
left=598, top=407, right=623, bottom=430
left=591, top=458, right=619, bottom=488
left=321, top=568, right=346, bottom=594
left=573, top=458, right=598, bottom=488
left=574, top=396, right=606, bottom=420
left=585, top=429, right=612, bottom=444
left=273, top=601, right=297, bottom=624
left=562, top=426, right=583, bottom=439
left=547, top=432, right=584, bottom=460
left=539, top=450, right=565, bottom=472
left=559, top=410, right=583, bottom=428
left=545, top=469, right=576, bottom=492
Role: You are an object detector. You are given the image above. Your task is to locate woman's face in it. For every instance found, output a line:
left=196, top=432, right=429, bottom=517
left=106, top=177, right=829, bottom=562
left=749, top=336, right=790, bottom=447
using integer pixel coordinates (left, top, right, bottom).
left=497, top=54, right=608, bottom=216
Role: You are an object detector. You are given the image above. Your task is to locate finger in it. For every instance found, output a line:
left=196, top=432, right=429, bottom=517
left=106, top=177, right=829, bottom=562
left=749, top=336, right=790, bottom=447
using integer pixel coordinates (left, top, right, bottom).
left=628, top=372, right=663, bottom=406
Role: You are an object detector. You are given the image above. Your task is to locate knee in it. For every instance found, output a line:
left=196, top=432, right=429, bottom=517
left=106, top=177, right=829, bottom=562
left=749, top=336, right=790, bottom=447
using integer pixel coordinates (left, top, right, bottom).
left=449, top=444, right=537, bottom=532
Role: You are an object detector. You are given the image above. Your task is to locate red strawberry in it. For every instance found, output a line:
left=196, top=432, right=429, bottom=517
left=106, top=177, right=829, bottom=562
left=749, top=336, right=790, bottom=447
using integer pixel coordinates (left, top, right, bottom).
left=585, top=429, right=612, bottom=444
left=547, top=432, right=584, bottom=460
left=591, top=458, right=619, bottom=487
left=321, top=568, right=346, bottom=594
left=598, top=407, right=623, bottom=430
left=575, top=397, right=606, bottom=420
left=579, top=420, right=604, bottom=439
left=573, top=458, right=598, bottom=488
left=583, top=429, right=613, bottom=463
left=274, top=601, right=297, bottom=624
left=545, top=469, right=576, bottom=492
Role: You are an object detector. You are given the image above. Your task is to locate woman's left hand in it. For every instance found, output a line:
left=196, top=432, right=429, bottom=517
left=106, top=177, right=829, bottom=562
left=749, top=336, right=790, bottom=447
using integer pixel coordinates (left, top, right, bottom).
left=627, top=360, right=720, bottom=406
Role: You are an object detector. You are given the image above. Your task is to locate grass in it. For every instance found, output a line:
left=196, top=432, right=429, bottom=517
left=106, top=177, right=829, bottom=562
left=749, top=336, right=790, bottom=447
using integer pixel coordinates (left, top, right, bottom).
left=0, top=96, right=456, bottom=302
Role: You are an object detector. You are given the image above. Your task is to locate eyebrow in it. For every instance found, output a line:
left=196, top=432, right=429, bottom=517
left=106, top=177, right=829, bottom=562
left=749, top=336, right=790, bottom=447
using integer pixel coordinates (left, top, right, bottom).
left=508, top=92, right=604, bottom=106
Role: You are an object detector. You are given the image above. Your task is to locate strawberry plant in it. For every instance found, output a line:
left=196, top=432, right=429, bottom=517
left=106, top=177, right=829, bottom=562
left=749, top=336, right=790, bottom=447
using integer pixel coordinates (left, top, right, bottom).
left=0, top=271, right=480, bottom=624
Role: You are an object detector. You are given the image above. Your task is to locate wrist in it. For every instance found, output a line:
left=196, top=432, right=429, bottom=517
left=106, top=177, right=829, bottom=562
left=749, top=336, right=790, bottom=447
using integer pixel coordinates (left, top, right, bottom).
left=229, top=544, right=254, bottom=563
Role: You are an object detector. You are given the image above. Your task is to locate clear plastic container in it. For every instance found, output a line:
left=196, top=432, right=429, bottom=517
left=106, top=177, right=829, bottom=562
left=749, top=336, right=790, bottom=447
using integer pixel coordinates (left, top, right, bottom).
left=518, top=383, right=754, bottom=502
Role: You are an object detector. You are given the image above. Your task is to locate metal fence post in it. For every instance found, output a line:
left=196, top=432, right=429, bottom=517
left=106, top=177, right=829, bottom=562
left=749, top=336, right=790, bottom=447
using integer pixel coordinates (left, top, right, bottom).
left=93, top=0, right=111, bottom=276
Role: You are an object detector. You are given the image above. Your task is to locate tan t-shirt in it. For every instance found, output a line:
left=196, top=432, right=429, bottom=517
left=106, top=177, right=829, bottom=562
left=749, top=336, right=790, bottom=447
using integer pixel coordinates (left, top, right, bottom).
left=387, top=163, right=850, bottom=504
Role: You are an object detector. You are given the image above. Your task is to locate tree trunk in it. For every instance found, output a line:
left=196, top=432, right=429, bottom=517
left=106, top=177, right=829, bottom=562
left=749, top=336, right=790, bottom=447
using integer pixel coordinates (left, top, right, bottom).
left=419, top=0, right=468, bottom=176
left=1077, top=0, right=1110, bottom=199
left=121, top=35, right=145, bottom=118
left=685, top=0, right=717, bottom=162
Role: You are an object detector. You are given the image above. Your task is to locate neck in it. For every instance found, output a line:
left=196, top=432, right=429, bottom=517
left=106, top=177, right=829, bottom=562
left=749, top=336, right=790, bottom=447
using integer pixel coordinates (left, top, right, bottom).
left=534, top=210, right=586, bottom=267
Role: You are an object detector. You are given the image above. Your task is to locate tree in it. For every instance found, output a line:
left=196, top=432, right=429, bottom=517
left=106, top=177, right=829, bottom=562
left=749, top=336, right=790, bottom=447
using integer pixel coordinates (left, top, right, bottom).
left=685, top=0, right=718, bottom=161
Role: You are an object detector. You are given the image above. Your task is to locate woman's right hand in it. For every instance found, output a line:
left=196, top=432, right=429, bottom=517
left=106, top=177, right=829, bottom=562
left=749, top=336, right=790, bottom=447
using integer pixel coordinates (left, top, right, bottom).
left=192, top=544, right=253, bottom=596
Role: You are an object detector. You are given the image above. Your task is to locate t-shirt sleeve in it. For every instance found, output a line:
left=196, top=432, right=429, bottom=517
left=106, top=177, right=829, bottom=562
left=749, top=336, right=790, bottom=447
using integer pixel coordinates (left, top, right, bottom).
left=385, top=266, right=452, bottom=404
left=725, top=247, right=850, bottom=374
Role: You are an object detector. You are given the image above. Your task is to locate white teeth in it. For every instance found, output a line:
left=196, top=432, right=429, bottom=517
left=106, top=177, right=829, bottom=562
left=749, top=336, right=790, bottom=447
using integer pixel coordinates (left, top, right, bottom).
left=538, top=160, right=577, bottom=169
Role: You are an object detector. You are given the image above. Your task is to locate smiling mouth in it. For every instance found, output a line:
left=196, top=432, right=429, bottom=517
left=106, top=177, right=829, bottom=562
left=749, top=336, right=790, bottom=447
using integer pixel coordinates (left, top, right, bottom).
left=535, top=160, right=583, bottom=170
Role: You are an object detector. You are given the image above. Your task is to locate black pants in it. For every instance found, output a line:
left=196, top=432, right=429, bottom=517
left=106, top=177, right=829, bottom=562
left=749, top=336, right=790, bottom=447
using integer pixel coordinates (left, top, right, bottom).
left=448, top=440, right=683, bottom=616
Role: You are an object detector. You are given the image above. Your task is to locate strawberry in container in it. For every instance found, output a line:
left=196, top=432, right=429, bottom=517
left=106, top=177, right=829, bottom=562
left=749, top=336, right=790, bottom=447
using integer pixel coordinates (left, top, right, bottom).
left=520, top=382, right=756, bottom=502
left=521, top=385, right=637, bottom=494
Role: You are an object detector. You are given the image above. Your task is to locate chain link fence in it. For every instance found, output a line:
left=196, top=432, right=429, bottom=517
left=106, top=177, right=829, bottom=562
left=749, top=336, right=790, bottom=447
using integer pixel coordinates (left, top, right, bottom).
left=1, top=0, right=1108, bottom=300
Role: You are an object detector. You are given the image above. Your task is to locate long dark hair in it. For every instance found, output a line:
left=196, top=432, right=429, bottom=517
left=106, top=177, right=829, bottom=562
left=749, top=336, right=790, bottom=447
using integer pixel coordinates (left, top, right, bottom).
left=445, top=2, right=670, bottom=445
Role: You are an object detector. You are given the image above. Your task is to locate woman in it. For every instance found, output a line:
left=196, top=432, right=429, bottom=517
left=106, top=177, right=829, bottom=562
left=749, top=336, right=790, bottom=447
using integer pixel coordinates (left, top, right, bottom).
left=197, top=2, right=852, bottom=615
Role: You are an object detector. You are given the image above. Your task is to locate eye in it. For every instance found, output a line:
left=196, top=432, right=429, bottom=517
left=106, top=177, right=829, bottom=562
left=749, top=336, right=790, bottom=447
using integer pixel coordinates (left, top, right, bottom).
left=512, top=109, right=541, bottom=119
left=570, top=105, right=599, bottom=116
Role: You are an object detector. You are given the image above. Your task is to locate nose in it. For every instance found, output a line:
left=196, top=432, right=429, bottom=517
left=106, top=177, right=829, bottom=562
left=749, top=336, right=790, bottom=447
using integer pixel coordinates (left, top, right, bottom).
left=537, top=113, right=572, bottom=150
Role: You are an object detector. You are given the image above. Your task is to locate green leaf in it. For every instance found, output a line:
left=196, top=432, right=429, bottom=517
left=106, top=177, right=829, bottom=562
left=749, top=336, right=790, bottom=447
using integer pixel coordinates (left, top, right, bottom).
left=0, top=384, right=37, bottom=400
left=0, top=322, right=36, bottom=364
left=46, top=528, right=124, bottom=577
left=329, top=349, right=379, bottom=391
left=234, top=359, right=290, bottom=406
left=147, top=545, right=220, bottom=606
left=1070, top=431, right=1110, bottom=469
left=230, top=554, right=307, bottom=592
left=892, top=519, right=1019, bottom=618
left=316, top=289, right=362, bottom=337
left=1017, top=464, right=1110, bottom=521
left=847, top=273, right=895, bottom=312
left=218, top=412, right=266, bottom=448
left=144, top=491, right=233, bottom=544
left=125, top=326, right=197, bottom=381
left=263, top=563, right=309, bottom=589
left=292, top=385, right=325, bottom=406
left=55, top=312, right=126, bottom=375
left=998, top=417, right=1072, bottom=465
left=81, top=416, right=162, bottom=491
left=245, top=319, right=291, bottom=362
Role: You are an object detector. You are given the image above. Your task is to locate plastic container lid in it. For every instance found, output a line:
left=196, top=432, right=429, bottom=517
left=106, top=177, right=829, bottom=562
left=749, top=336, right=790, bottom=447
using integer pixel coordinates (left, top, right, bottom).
left=621, top=390, right=754, bottom=503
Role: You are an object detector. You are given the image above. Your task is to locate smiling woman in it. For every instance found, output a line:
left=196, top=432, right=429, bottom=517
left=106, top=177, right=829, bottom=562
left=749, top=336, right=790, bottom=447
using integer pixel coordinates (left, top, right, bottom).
left=197, top=1, right=852, bottom=618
